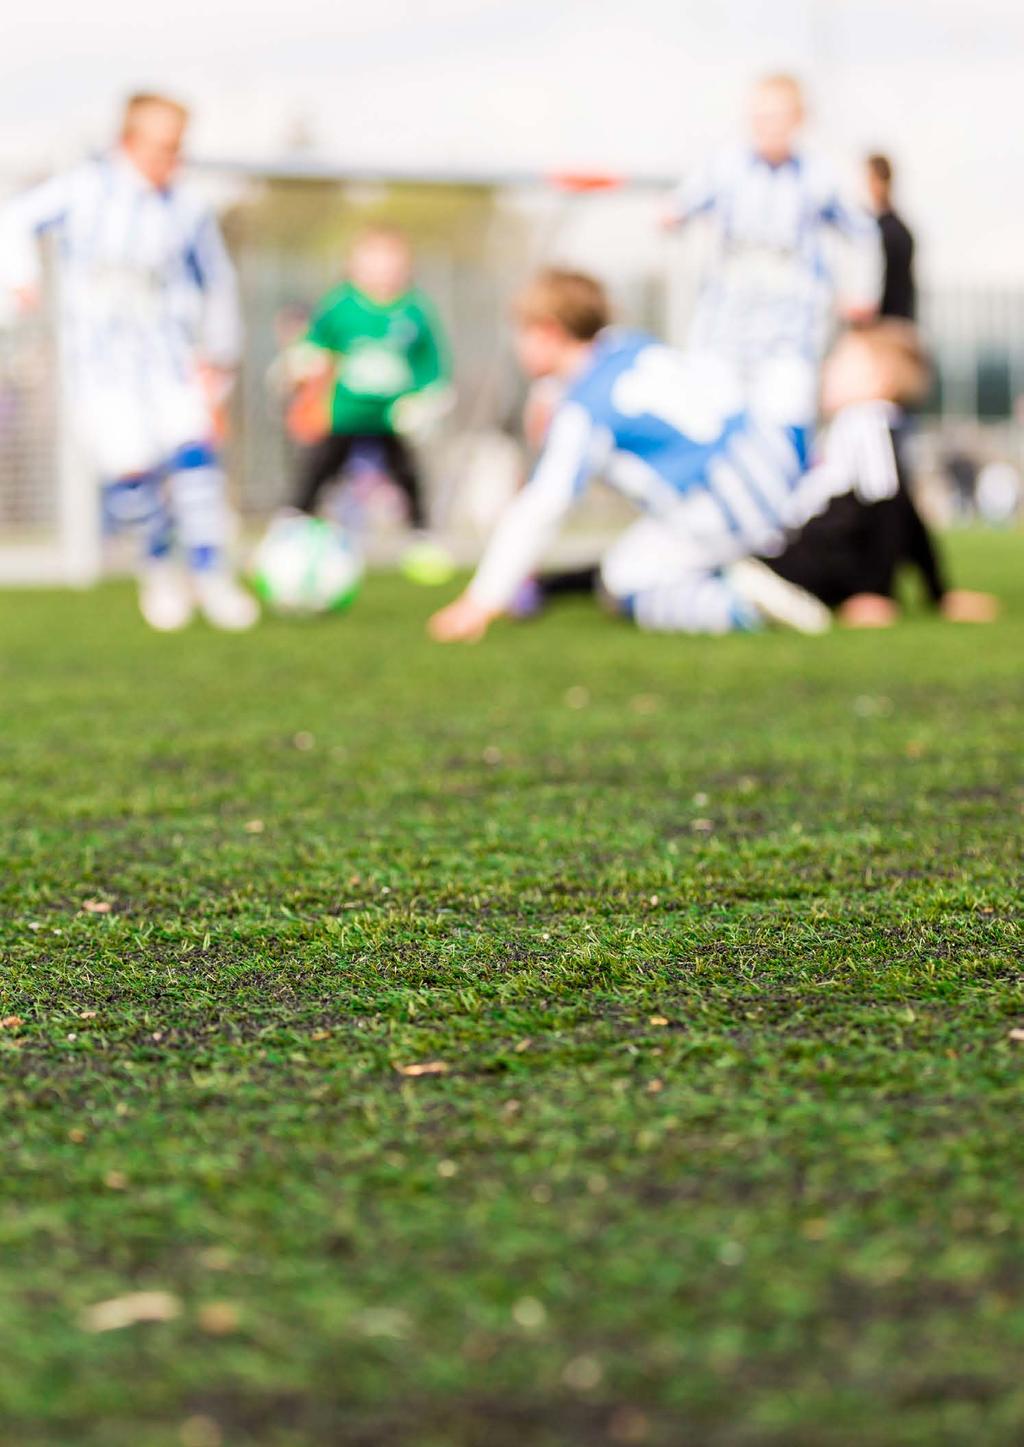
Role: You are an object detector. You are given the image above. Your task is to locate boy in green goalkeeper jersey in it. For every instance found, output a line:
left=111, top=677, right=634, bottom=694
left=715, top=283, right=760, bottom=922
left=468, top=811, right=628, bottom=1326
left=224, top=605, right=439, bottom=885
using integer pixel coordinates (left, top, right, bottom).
left=290, top=224, right=452, bottom=530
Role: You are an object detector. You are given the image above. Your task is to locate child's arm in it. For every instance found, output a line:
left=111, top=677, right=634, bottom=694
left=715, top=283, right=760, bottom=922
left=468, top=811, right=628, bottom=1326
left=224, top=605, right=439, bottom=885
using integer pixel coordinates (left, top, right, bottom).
left=270, top=293, right=344, bottom=394
left=818, top=179, right=883, bottom=322
left=661, top=156, right=720, bottom=230
left=896, top=483, right=947, bottom=604
left=408, top=297, right=450, bottom=391
left=189, top=209, right=242, bottom=371
left=391, top=299, right=454, bottom=438
left=430, top=402, right=603, bottom=642
left=0, top=170, right=77, bottom=309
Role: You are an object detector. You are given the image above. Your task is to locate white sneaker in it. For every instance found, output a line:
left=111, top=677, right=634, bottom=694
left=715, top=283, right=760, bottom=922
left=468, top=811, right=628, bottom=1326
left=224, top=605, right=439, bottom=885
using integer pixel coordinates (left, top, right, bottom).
left=728, top=559, right=832, bottom=635
left=194, top=572, right=260, bottom=631
left=138, top=564, right=194, bottom=632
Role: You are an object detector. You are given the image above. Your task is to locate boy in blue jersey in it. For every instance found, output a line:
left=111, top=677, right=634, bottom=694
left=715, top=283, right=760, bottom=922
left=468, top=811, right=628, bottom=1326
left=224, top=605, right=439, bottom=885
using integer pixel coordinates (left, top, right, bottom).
left=430, top=269, right=830, bottom=643
left=662, top=74, right=881, bottom=427
left=0, top=93, right=257, bottom=631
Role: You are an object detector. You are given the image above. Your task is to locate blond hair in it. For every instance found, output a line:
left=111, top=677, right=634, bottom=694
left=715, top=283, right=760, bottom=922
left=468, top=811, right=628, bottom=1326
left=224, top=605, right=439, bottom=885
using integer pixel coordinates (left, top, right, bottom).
left=753, top=72, right=805, bottom=106
left=121, top=92, right=189, bottom=137
left=847, top=320, right=930, bottom=406
left=515, top=268, right=611, bottom=341
left=350, top=222, right=411, bottom=254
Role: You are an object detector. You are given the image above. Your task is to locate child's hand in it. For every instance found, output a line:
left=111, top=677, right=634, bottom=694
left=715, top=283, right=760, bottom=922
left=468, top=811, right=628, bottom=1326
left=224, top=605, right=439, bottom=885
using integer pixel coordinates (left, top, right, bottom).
left=838, top=593, right=899, bottom=628
left=14, top=283, right=41, bottom=315
left=428, top=593, right=498, bottom=643
left=837, top=302, right=878, bottom=327
left=267, top=342, right=332, bottom=396
left=197, top=364, right=236, bottom=445
left=940, top=590, right=1000, bottom=623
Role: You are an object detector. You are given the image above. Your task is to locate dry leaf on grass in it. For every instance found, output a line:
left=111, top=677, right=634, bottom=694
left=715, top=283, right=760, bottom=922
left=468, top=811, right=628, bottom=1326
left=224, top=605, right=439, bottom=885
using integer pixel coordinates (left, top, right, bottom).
left=81, top=899, right=112, bottom=914
left=1009, top=1028, right=1024, bottom=1043
left=395, top=1060, right=449, bottom=1077
left=179, top=1416, right=224, bottom=1447
left=649, top=1016, right=669, bottom=1027
left=81, top=1290, right=181, bottom=1332
left=197, top=1301, right=240, bottom=1335
left=608, top=1406, right=650, bottom=1444
left=1, top=1016, right=23, bottom=1029
left=243, top=819, right=265, bottom=834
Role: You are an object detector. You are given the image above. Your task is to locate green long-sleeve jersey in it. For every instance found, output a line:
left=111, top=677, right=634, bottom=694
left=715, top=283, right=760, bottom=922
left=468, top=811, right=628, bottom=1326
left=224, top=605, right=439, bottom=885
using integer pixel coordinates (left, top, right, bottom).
left=306, top=282, right=450, bottom=435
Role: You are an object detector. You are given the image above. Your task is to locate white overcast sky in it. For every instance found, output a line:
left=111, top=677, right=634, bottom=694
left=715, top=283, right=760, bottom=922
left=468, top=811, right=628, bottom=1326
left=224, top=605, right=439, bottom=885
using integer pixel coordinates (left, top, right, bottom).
left=4, top=0, right=1023, bottom=284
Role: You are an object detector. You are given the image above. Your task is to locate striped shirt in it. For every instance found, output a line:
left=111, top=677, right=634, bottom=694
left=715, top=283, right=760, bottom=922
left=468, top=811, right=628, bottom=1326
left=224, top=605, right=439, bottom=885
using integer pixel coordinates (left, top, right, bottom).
left=818, top=400, right=902, bottom=502
left=469, top=329, right=813, bottom=610
left=668, top=146, right=881, bottom=365
left=763, top=400, right=947, bottom=604
left=0, top=151, right=240, bottom=380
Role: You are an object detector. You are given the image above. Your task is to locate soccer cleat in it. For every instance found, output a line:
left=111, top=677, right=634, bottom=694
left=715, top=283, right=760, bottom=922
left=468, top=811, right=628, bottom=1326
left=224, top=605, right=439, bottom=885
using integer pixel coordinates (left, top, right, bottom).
left=194, top=573, right=260, bottom=631
left=138, top=564, right=194, bottom=632
left=727, top=559, right=832, bottom=635
left=400, top=537, right=456, bottom=587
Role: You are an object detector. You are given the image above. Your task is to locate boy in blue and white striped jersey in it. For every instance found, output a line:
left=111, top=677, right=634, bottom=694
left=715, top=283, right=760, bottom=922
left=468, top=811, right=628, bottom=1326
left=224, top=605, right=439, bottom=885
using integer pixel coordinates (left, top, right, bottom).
left=662, top=74, right=882, bottom=428
left=430, top=269, right=831, bottom=644
left=0, top=92, right=256, bottom=630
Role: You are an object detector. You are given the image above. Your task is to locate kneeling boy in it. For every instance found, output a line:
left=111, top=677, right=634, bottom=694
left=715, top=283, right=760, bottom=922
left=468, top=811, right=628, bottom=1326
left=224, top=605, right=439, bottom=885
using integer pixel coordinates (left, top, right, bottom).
left=430, top=269, right=830, bottom=643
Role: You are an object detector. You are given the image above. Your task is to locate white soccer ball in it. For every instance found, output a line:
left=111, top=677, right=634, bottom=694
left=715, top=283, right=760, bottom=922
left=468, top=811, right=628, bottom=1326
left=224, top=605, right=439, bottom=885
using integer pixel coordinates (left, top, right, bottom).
left=250, top=514, right=363, bottom=616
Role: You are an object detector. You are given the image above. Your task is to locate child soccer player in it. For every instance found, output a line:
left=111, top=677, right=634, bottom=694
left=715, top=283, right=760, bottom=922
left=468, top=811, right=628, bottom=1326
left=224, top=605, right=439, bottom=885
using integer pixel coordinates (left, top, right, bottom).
left=0, top=92, right=257, bottom=631
left=762, top=323, right=998, bottom=626
left=429, top=268, right=832, bottom=644
left=662, top=73, right=881, bottom=427
left=288, top=225, right=452, bottom=533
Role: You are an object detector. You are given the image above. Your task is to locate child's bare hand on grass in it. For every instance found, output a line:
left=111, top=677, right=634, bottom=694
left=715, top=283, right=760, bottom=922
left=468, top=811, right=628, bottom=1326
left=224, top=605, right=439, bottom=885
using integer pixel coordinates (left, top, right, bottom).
left=940, top=589, right=1000, bottom=623
left=838, top=593, right=898, bottom=628
left=428, top=593, right=498, bottom=643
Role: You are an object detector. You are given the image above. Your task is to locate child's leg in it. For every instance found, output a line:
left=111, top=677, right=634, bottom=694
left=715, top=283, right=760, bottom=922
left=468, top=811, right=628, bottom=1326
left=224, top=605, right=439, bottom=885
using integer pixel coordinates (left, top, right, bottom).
left=103, top=470, right=194, bottom=631
left=103, top=470, right=175, bottom=566
left=167, top=441, right=257, bottom=630
left=600, top=519, right=758, bottom=635
left=294, top=434, right=354, bottom=514
left=166, top=442, right=231, bottom=574
left=379, top=434, right=426, bottom=529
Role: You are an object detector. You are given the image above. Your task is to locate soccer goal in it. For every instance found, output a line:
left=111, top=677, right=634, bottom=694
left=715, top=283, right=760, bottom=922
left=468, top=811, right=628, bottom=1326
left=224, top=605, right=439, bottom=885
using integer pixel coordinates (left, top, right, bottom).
left=0, top=251, right=104, bottom=586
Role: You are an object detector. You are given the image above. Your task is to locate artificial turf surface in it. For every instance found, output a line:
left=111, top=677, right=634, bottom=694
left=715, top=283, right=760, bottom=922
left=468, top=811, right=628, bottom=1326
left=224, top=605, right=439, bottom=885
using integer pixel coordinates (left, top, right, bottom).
left=0, top=530, right=1022, bottom=1447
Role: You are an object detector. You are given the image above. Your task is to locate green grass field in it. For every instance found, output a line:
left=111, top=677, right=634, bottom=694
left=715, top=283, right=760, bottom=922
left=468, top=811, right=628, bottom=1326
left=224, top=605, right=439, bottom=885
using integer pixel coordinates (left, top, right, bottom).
left=1, top=532, right=1022, bottom=1447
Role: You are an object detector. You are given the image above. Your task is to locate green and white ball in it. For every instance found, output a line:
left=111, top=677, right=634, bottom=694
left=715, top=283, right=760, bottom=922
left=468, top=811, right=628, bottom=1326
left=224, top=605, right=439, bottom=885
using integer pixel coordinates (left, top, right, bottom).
left=251, top=515, right=363, bottom=616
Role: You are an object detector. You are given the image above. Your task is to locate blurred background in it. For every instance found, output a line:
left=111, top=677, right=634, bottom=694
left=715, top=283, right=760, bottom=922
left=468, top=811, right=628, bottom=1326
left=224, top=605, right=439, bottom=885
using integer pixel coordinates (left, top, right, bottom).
left=2, top=0, right=1022, bottom=579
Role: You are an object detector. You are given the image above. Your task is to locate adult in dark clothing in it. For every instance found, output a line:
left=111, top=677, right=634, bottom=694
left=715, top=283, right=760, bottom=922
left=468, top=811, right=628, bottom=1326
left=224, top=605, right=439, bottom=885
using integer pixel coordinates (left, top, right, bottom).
left=866, top=154, right=917, bottom=321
